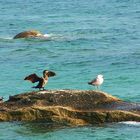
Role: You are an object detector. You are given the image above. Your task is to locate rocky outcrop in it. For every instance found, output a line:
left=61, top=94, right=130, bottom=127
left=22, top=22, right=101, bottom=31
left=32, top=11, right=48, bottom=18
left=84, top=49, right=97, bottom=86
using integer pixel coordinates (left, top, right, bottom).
left=13, top=30, right=43, bottom=39
left=0, top=90, right=140, bottom=125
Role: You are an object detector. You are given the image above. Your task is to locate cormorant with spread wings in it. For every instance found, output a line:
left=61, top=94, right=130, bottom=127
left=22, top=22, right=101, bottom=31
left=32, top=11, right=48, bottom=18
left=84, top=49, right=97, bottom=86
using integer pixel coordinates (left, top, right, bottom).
left=24, top=70, right=56, bottom=90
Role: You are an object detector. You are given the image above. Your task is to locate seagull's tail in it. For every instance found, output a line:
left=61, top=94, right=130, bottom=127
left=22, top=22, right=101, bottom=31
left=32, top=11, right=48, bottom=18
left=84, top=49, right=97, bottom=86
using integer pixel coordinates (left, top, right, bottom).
left=88, top=82, right=92, bottom=85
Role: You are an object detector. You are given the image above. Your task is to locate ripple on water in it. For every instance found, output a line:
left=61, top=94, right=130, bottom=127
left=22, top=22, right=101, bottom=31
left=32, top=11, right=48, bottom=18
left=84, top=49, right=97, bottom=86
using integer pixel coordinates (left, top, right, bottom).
left=0, top=0, right=140, bottom=139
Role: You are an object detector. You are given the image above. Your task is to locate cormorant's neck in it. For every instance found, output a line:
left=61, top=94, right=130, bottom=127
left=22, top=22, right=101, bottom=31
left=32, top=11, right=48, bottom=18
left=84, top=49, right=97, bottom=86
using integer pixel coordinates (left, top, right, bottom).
left=43, top=75, right=48, bottom=80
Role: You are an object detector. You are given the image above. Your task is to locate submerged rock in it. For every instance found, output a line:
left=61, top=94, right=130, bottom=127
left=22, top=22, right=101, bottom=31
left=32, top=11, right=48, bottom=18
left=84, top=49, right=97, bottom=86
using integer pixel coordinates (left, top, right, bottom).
left=0, top=90, right=140, bottom=125
left=13, top=30, right=43, bottom=39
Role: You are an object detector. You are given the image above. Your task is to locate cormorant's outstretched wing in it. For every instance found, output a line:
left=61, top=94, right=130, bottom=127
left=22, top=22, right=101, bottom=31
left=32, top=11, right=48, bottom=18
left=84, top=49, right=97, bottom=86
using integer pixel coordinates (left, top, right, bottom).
left=24, top=73, right=41, bottom=83
left=47, top=71, right=56, bottom=77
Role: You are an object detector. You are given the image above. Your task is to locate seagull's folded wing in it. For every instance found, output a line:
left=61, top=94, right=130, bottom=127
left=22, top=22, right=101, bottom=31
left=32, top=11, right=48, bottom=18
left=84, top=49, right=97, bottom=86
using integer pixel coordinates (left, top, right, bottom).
left=91, top=78, right=97, bottom=83
left=88, top=78, right=97, bottom=85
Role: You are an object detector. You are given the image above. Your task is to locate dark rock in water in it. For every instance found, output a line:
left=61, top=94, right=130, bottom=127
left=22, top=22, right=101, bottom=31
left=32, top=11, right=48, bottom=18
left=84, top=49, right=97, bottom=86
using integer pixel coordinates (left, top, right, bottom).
left=0, top=90, right=140, bottom=125
left=13, top=30, right=43, bottom=39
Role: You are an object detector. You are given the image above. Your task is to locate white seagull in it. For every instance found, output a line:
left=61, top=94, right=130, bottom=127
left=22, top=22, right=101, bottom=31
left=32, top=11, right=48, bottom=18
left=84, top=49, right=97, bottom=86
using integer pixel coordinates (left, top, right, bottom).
left=88, top=74, right=104, bottom=89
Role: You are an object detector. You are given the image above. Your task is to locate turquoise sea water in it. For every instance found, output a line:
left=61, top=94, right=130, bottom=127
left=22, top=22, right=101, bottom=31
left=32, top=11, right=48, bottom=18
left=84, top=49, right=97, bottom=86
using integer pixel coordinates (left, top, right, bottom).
left=0, top=0, right=140, bottom=139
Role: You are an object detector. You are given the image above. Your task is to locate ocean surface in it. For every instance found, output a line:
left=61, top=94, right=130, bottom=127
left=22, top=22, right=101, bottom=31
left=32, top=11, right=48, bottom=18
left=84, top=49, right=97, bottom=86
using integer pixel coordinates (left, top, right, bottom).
left=0, top=0, right=140, bottom=139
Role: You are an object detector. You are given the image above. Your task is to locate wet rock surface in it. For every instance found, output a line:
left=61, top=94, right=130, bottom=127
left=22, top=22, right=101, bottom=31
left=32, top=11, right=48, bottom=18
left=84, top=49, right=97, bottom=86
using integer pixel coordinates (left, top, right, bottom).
left=0, top=90, right=140, bottom=125
left=13, top=30, right=43, bottom=39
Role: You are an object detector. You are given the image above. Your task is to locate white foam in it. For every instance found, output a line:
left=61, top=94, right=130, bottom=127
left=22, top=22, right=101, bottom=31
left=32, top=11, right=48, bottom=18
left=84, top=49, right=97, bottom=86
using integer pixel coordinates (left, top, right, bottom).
left=0, top=36, right=13, bottom=40
left=43, top=33, right=66, bottom=41
left=43, top=34, right=53, bottom=38
left=119, top=121, right=140, bottom=126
